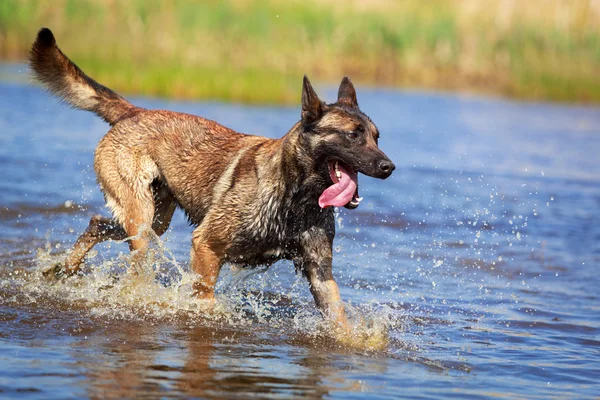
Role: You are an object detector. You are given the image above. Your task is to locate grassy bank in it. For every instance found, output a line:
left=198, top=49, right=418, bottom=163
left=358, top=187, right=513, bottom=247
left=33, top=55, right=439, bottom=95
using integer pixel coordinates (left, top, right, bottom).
left=1, top=0, right=599, bottom=104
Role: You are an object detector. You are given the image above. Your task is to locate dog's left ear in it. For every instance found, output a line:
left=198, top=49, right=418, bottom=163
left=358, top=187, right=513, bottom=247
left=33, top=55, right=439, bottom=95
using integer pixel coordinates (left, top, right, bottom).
left=301, top=75, right=325, bottom=125
left=337, top=77, right=358, bottom=109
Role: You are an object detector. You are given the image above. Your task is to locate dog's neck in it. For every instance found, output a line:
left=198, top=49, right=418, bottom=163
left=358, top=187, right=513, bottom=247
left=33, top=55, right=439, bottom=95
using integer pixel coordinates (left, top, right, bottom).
left=277, top=122, right=328, bottom=194
left=232, top=121, right=334, bottom=250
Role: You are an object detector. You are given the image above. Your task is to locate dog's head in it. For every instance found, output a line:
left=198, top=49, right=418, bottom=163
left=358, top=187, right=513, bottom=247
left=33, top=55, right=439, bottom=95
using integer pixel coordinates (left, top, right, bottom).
left=300, top=76, right=395, bottom=209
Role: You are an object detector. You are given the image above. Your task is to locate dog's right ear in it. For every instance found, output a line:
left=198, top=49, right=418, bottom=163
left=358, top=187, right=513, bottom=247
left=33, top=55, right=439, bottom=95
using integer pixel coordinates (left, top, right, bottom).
left=337, top=77, right=358, bottom=108
left=301, top=75, right=324, bottom=125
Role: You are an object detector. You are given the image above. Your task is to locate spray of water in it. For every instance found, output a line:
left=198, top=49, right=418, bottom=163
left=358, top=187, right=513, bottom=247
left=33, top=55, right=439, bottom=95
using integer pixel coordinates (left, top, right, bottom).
left=0, top=229, right=402, bottom=352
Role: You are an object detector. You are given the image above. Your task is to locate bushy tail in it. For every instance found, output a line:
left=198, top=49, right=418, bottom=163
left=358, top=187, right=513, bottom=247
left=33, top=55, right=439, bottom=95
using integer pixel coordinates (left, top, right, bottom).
left=29, top=28, right=139, bottom=125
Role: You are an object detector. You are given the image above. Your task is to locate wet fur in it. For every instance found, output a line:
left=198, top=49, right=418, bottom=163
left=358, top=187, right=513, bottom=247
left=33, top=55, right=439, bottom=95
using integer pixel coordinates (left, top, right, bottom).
left=30, top=28, right=394, bottom=324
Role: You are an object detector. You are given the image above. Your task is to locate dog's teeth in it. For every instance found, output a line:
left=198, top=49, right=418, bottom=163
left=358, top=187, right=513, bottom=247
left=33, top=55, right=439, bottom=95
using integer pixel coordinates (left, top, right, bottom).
left=355, top=197, right=363, bottom=203
left=335, top=162, right=341, bottom=179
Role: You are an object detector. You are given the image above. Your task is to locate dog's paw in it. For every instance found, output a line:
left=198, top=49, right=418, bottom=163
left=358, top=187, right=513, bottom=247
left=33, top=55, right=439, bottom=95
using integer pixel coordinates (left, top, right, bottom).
left=98, top=273, right=120, bottom=291
left=42, top=263, right=75, bottom=281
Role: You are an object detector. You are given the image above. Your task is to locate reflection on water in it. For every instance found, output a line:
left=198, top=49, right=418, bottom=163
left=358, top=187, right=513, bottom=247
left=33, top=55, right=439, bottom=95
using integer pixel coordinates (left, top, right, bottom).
left=1, top=76, right=599, bottom=398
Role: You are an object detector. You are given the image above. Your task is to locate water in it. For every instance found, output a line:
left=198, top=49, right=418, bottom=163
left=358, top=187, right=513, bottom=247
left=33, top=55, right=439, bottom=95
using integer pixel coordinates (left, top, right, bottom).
left=1, top=70, right=599, bottom=398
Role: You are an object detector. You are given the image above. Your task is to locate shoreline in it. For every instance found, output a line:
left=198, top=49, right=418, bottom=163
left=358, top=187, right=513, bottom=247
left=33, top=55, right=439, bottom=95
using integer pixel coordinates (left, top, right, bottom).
left=2, top=0, right=598, bottom=105
left=4, top=62, right=600, bottom=110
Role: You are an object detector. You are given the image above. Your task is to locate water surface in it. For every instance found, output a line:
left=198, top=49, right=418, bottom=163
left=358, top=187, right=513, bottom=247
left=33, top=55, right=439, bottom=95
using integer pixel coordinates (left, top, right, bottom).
left=1, top=75, right=599, bottom=399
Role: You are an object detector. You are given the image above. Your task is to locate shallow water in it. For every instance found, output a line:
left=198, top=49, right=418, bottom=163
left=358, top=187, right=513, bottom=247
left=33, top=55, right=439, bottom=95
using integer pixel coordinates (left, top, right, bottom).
left=1, top=71, right=599, bottom=398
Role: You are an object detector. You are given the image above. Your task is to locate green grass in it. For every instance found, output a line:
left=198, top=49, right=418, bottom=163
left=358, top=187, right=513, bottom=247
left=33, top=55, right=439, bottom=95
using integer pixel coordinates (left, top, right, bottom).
left=1, top=0, right=599, bottom=104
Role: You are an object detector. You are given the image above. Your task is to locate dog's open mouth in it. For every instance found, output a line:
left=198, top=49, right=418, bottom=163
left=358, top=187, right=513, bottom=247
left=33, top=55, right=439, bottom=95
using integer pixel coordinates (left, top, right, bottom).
left=319, top=160, right=362, bottom=209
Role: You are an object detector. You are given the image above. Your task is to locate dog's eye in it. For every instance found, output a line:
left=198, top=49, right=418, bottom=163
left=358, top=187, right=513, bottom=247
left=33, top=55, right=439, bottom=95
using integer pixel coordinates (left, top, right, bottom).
left=345, top=131, right=358, bottom=141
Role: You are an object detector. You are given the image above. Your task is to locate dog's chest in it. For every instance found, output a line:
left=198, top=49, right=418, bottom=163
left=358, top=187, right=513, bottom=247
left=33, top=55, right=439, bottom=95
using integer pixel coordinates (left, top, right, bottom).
left=228, top=245, right=287, bottom=269
left=228, top=194, right=333, bottom=265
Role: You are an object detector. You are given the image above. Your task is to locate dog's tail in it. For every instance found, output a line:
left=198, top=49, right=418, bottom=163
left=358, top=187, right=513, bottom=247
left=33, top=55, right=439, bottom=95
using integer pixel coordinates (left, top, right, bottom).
left=29, top=28, right=138, bottom=126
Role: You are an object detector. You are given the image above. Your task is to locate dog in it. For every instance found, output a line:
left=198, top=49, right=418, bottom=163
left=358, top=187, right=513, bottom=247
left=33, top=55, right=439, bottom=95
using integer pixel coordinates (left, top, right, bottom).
left=30, top=28, right=395, bottom=326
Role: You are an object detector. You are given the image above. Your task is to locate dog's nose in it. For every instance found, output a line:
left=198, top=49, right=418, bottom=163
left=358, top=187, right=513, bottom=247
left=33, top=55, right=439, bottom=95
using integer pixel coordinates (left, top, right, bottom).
left=378, top=160, right=395, bottom=175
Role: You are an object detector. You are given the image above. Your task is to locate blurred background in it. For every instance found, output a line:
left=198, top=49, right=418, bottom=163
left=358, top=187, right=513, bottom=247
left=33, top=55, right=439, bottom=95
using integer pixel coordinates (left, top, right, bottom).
left=1, top=0, right=599, bottom=104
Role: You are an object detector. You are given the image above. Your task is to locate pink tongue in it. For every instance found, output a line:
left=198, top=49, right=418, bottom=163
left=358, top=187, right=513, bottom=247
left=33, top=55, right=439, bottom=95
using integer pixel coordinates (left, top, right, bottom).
left=319, top=163, right=357, bottom=208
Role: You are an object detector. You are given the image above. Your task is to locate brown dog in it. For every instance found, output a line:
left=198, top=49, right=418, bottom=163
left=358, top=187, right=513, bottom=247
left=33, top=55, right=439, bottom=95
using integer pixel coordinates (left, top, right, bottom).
left=30, top=28, right=394, bottom=325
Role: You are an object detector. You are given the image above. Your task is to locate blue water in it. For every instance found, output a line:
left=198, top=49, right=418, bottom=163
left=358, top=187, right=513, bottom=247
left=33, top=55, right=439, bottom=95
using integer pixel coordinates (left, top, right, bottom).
left=1, top=73, right=599, bottom=398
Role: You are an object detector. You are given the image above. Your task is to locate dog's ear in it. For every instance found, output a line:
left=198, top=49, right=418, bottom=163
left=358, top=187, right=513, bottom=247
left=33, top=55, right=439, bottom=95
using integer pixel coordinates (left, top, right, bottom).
left=301, top=75, right=324, bottom=125
left=337, top=77, right=358, bottom=108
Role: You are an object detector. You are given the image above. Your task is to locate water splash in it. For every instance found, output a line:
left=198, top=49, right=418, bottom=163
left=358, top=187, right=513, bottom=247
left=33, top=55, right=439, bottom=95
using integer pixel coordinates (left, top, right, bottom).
left=0, top=232, right=405, bottom=353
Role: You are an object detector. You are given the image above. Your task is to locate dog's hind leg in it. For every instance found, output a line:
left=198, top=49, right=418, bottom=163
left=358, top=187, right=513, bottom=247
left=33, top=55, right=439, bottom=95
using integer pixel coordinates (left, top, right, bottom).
left=189, top=226, right=225, bottom=301
left=46, top=187, right=173, bottom=279
left=44, top=215, right=127, bottom=278
left=97, top=153, right=159, bottom=274
left=115, top=190, right=158, bottom=275
left=151, top=181, right=176, bottom=236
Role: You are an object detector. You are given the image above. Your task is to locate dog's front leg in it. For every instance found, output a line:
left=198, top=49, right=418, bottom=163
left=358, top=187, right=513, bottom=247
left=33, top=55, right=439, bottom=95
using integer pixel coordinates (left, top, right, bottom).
left=296, top=228, right=349, bottom=328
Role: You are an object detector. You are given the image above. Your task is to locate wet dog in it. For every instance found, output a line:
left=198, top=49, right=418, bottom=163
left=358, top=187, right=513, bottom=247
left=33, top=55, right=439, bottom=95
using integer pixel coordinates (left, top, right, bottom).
left=30, top=28, right=394, bottom=325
